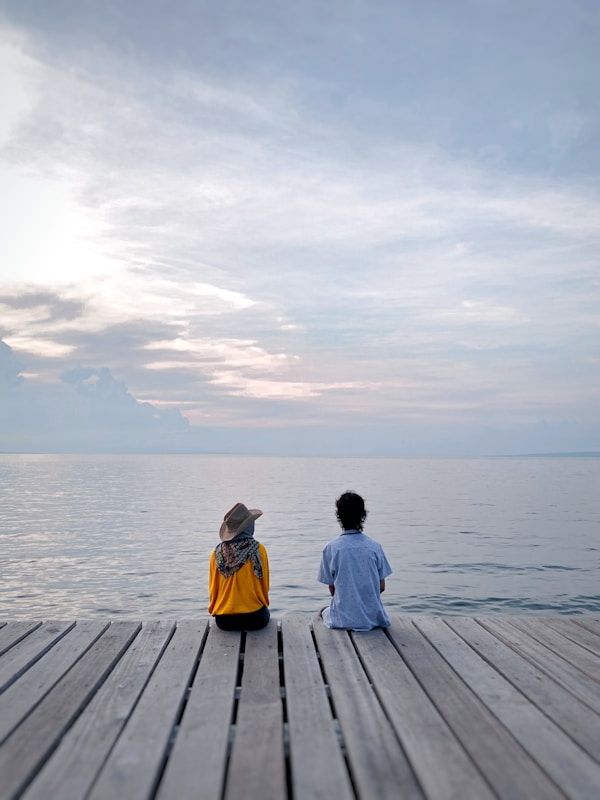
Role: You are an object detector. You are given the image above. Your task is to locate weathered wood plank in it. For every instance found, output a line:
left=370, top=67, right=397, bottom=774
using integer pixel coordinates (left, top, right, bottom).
left=0, top=621, right=42, bottom=656
left=479, top=618, right=600, bottom=712
left=1, top=615, right=599, bottom=800
left=446, top=617, right=600, bottom=762
left=225, top=622, right=286, bottom=800
left=314, top=623, right=423, bottom=800
left=0, top=621, right=75, bottom=693
left=416, top=616, right=600, bottom=799
left=388, top=617, right=564, bottom=800
left=573, top=618, right=600, bottom=637
left=0, top=620, right=110, bottom=743
left=282, top=619, right=354, bottom=800
left=0, top=621, right=141, bottom=800
left=505, top=616, right=600, bottom=683
left=22, top=620, right=175, bottom=800
left=88, top=619, right=208, bottom=800
left=352, top=627, right=496, bottom=800
left=156, top=624, right=241, bottom=800
left=542, top=618, right=600, bottom=657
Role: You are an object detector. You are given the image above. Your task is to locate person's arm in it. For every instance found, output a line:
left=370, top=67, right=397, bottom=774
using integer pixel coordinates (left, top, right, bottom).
left=261, top=545, right=270, bottom=592
left=318, top=546, right=335, bottom=593
left=260, top=545, right=270, bottom=605
left=208, top=551, right=219, bottom=613
left=378, top=545, right=392, bottom=594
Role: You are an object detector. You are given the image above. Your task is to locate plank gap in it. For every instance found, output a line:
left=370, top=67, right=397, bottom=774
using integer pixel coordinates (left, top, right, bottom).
left=219, top=629, right=247, bottom=799
left=230, top=631, right=246, bottom=727
left=309, top=624, right=359, bottom=798
left=278, top=624, right=294, bottom=800
left=349, top=629, right=425, bottom=797
left=150, top=621, right=210, bottom=799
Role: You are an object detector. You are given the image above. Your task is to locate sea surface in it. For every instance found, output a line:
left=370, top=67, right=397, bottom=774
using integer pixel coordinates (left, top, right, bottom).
left=1, top=454, right=599, bottom=619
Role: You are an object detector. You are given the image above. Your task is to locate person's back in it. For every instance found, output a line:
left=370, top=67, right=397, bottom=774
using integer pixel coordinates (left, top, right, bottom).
left=208, top=502, right=270, bottom=631
left=318, top=491, right=392, bottom=631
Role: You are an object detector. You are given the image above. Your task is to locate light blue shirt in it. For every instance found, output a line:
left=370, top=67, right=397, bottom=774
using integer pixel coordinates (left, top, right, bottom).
left=318, top=530, right=392, bottom=631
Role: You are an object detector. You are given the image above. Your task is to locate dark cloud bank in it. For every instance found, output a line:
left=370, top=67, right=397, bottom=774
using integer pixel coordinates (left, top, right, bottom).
left=0, top=340, right=194, bottom=453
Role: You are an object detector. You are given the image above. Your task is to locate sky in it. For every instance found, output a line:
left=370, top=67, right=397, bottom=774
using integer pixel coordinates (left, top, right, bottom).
left=0, top=0, right=599, bottom=456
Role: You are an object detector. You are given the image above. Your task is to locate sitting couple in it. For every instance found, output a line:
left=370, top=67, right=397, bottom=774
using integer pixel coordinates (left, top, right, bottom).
left=208, top=491, right=392, bottom=632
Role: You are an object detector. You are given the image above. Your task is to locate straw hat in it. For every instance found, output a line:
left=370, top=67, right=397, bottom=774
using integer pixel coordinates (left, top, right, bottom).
left=219, top=502, right=263, bottom=541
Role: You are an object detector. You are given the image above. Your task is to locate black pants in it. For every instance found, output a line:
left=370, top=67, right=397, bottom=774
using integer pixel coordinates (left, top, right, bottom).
left=214, top=606, right=270, bottom=631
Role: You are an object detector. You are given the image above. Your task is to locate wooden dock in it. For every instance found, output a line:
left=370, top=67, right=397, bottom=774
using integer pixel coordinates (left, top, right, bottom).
left=0, top=616, right=599, bottom=799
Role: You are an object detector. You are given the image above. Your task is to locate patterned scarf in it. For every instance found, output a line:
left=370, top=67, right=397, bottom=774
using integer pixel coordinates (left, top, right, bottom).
left=214, top=535, right=263, bottom=579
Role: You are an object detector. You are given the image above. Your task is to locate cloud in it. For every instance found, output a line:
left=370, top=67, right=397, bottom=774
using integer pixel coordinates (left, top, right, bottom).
left=0, top=339, right=23, bottom=388
left=0, top=2, right=599, bottom=454
left=0, top=340, right=192, bottom=453
left=0, top=289, right=84, bottom=319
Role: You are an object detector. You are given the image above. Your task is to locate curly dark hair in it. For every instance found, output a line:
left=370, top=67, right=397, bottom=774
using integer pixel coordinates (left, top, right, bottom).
left=335, top=491, right=367, bottom=531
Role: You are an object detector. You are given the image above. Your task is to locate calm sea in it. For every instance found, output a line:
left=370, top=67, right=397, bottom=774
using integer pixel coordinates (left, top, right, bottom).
left=1, top=454, right=599, bottom=619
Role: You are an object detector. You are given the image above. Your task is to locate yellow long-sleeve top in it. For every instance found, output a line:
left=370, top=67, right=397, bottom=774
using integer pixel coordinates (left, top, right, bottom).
left=208, top=543, right=270, bottom=616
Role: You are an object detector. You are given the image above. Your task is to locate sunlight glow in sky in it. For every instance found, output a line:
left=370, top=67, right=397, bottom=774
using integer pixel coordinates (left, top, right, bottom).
left=0, top=1, right=599, bottom=455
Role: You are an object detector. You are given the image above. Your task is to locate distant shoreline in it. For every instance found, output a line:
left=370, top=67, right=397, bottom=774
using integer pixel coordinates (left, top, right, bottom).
left=0, top=450, right=599, bottom=458
left=496, top=451, right=600, bottom=458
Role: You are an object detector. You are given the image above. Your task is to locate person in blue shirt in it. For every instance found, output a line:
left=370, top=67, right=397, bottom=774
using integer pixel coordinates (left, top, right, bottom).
left=318, top=491, right=392, bottom=631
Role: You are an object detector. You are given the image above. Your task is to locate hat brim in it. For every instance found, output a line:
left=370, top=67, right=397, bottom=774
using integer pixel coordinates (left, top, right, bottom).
left=219, top=508, right=263, bottom=541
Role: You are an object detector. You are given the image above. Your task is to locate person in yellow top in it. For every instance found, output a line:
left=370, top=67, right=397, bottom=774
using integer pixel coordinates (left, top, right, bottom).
left=208, top=502, right=270, bottom=631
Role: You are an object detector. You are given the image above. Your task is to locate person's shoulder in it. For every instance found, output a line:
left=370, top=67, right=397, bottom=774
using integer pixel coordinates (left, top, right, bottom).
left=362, top=533, right=385, bottom=549
left=322, top=536, right=341, bottom=551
